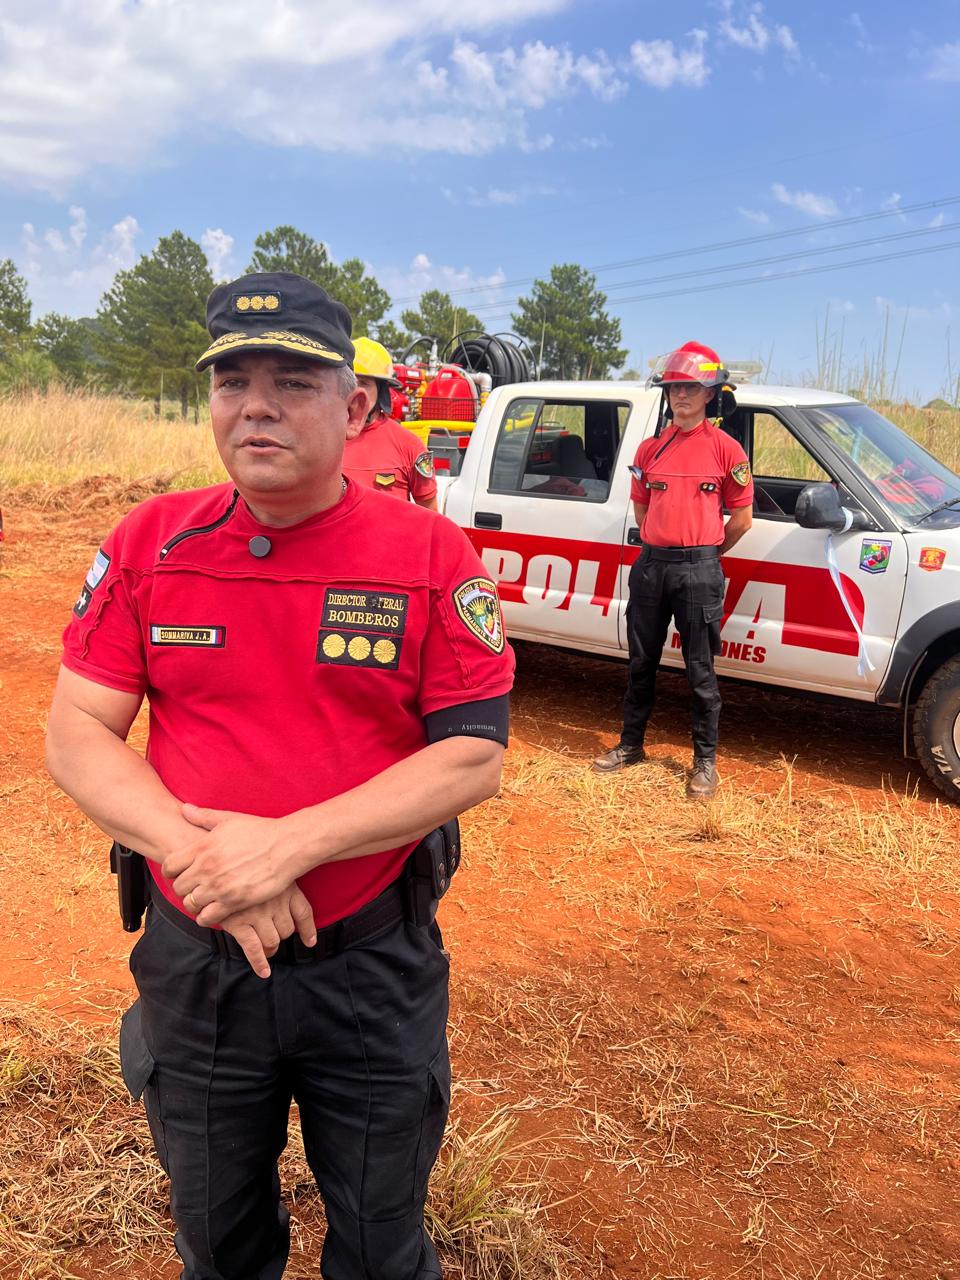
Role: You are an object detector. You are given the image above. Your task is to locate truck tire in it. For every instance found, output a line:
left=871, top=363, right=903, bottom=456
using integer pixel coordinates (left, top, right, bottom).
left=912, top=654, right=960, bottom=801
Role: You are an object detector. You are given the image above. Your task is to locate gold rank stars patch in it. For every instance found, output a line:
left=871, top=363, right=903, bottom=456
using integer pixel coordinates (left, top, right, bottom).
left=452, top=578, right=505, bottom=654
left=316, top=588, right=408, bottom=670
left=232, top=292, right=281, bottom=313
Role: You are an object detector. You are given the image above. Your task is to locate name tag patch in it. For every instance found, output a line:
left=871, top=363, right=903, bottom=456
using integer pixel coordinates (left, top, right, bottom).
left=150, top=625, right=226, bottom=647
left=317, top=589, right=409, bottom=670
left=74, top=548, right=111, bottom=618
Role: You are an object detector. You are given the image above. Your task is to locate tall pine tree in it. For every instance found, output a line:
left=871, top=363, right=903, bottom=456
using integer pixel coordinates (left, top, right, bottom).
left=0, top=259, right=32, bottom=354
left=97, top=232, right=212, bottom=416
left=513, top=264, right=626, bottom=379
left=246, top=226, right=391, bottom=339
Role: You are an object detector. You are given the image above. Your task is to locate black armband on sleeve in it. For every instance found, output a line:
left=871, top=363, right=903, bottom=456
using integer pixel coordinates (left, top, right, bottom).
left=424, top=694, right=509, bottom=747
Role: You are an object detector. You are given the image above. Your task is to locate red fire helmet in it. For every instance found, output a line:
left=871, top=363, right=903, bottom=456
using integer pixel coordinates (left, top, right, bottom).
left=647, top=341, right=732, bottom=389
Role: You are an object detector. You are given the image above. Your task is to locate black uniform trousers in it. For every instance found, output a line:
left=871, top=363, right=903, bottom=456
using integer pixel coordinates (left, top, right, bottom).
left=119, top=902, right=451, bottom=1280
left=621, top=546, right=725, bottom=760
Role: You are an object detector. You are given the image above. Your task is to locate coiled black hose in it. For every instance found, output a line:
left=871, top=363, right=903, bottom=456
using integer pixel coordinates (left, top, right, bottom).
left=443, top=331, right=535, bottom=387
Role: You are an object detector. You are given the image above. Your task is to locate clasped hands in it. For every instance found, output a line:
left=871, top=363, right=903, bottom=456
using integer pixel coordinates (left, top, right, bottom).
left=160, top=803, right=317, bottom=980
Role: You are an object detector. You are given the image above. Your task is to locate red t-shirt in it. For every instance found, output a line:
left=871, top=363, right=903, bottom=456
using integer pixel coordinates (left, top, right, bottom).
left=629, top=420, right=753, bottom=547
left=342, top=414, right=437, bottom=503
left=61, top=481, right=513, bottom=927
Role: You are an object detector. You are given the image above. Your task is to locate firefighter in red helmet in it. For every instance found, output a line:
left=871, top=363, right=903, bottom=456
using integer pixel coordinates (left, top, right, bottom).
left=592, top=341, right=753, bottom=798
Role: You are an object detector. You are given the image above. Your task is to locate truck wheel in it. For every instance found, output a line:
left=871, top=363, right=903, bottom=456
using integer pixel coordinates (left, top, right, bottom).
left=912, top=654, right=960, bottom=801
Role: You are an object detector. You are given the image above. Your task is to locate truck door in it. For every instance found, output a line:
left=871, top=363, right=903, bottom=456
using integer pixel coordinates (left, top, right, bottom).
left=700, top=406, right=907, bottom=695
left=464, top=393, right=648, bottom=654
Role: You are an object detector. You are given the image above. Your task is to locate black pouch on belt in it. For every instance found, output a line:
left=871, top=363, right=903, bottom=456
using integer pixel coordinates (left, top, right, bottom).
left=109, top=841, right=149, bottom=933
left=403, top=818, right=461, bottom=927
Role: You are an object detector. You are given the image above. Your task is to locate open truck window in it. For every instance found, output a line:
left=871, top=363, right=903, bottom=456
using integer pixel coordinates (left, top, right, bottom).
left=489, top=397, right=631, bottom=502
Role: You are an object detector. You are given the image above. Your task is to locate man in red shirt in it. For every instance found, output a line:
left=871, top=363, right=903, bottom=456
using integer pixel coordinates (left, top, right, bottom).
left=344, top=336, right=438, bottom=509
left=45, top=272, right=514, bottom=1280
left=592, top=342, right=753, bottom=798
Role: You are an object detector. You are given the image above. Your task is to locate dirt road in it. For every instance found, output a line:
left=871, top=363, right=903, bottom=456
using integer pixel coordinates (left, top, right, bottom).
left=2, top=496, right=959, bottom=1279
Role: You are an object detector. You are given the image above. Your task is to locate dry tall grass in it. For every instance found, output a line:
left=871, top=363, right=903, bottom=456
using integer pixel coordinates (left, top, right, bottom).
left=0, top=387, right=958, bottom=495
left=0, top=1001, right=581, bottom=1280
left=0, top=388, right=224, bottom=492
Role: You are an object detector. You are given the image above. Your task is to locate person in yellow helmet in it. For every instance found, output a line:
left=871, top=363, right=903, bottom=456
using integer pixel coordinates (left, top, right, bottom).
left=343, top=337, right=439, bottom=510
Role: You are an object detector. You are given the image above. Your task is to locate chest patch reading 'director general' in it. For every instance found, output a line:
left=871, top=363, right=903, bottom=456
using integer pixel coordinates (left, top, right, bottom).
left=150, top=626, right=226, bottom=647
left=317, top=589, right=409, bottom=671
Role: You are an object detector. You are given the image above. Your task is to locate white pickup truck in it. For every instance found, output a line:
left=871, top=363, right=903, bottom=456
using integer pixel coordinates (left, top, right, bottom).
left=437, top=381, right=960, bottom=801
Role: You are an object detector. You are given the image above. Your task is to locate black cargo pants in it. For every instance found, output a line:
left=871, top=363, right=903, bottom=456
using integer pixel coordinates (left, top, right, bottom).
left=119, top=903, right=451, bottom=1280
left=621, top=545, right=725, bottom=760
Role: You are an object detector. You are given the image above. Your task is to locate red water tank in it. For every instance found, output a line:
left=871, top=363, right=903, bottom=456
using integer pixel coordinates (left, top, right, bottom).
left=421, top=366, right=478, bottom=422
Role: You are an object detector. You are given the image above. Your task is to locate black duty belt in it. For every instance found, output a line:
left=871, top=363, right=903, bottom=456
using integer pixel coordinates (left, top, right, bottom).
left=149, top=876, right=406, bottom=964
left=644, top=545, right=720, bottom=562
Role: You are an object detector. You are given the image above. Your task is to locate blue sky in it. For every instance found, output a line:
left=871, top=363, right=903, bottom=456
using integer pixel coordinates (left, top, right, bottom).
left=1, top=0, right=959, bottom=400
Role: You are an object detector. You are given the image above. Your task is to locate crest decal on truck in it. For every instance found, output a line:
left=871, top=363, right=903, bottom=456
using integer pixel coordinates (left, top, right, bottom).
left=859, top=539, right=892, bottom=574
left=919, top=547, right=946, bottom=572
left=453, top=578, right=505, bottom=654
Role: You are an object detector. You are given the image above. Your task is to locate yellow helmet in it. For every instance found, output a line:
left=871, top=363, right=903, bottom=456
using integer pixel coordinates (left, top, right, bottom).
left=352, top=336, right=400, bottom=386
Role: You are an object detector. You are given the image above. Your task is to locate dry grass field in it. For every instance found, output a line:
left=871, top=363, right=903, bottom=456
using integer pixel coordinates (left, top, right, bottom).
left=2, top=389, right=960, bottom=1278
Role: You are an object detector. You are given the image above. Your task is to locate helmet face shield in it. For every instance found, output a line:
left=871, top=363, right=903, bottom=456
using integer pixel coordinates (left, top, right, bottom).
left=647, top=347, right=729, bottom=389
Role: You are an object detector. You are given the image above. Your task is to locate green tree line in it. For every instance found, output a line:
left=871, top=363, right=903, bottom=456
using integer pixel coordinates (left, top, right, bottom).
left=0, top=226, right=626, bottom=412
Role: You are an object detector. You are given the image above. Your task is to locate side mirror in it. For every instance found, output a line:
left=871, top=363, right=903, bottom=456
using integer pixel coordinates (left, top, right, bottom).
left=795, top=482, right=870, bottom=532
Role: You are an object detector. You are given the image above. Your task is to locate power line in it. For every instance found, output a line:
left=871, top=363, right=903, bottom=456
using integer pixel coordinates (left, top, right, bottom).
left=459, top=218, right=960, bottom=315
left=602, top=239, right=960, bottom=306
left=390, top=194, right=960, bottom=307
left=437, top=238, right=960, bottom=326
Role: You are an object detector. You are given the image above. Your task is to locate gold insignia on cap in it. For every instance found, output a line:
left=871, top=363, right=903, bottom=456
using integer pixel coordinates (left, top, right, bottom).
left=195, top=329, right=346, bottom=371
left=232, top=293, right=282, bottom=314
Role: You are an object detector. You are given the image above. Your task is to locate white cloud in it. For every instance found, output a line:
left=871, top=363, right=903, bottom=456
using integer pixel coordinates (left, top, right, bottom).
left=738, top=206, right=770, bottom=224
left=929, top=212, right=946, bottom=228
left=881, top=192, right=907, bottom=223
left=380, top=254, right=508, bottom=316
left=443, top=184, right=558, bottom=207
left=848, top=12, right=875, bottom=53
left=630, top=30, right=709, bottom=89
left=771, top=182, right=839, bottom=219
left=874, top=295, right=953, bottom=324
left=928, top=42, right=960, bottom=81
left=0, top=2, right=622, bottom=189
left=717, top=2, right=799, bottom=58
left=18, top=209, right=141, bottom=316
left=201, top=228, right=235, bottom=280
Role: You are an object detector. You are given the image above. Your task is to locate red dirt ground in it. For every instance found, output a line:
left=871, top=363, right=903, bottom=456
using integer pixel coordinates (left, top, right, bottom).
left=2, top=498, right=959, bottom=1280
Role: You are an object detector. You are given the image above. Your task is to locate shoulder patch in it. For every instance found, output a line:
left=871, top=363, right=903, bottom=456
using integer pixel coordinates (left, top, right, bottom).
left=414, top=451, right=434, bottom=479
left=730, top=461, right=751, bottom=487
left=452, top=578, right=505, bottom=654
left=73, top=547, right=111, bottom=618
